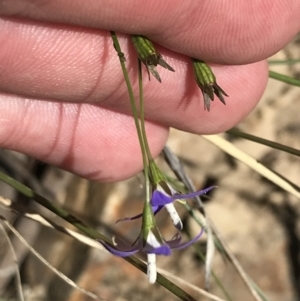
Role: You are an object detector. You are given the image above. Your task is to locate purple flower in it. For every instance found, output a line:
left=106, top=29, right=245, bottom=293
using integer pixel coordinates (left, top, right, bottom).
left=99, top=227, right=205, bottom=283
left=118, top=183, right=215, bottom=230
left=99, top=202, right=205, bottom=283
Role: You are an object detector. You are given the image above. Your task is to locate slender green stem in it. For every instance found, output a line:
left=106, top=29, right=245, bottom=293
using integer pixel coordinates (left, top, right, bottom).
left=138, top=59, right=154, bottom=161
left=268, top=59, right=300, bottom=65
left=137, top=59, right=151, bottom=202
left=110, top=32, right=152, bottom=202
left=249, top=281, right=270, bottom=301
left=269, top=70, right=300, bottom=87
left=110, top=32, right=148, bottom=171
left=227, top=128, right=300, bottom=157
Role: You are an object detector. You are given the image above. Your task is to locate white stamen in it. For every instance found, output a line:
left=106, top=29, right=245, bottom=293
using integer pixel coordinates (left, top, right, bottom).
left=147, top=253, right=157, bottom=284
left=165, top=203, right=183, bottom=230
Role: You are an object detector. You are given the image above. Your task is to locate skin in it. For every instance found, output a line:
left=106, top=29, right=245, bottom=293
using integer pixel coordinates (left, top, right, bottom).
left=0, top=0, right=299, bottom=181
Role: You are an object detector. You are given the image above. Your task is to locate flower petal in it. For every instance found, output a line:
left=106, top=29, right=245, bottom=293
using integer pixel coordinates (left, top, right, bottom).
left=147, top=253, right=157, bottom=284
left=171, top=227, right=205, bottom=250
left=151, top=190, right=173, bottom=206
left=144, top=230, right=172, bottom=255
left=171, top=186, right=216, bottom=200
left=116, top=213, right=143, bottom=223
left=164, top=203, right=183, bottom=230
left=166, top=232, right=182, bottom=248
left=99, top=240, right=139, bottom=257
left=145, top=244, right=172, bottom=255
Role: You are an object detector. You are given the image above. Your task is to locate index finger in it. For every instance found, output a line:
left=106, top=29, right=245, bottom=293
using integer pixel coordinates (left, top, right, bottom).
left=1, top=0, right=300, bottom=63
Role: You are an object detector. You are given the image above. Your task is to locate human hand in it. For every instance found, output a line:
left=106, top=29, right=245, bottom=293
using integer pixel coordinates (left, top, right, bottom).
left=0, top=0, right=299, bottom=181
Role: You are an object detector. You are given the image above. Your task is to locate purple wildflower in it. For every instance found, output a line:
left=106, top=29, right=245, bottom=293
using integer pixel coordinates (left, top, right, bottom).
left=98, top=226, right=204, bottom=283
left=117, top=183, right=215, bottom=230
left=99, top=201, right=205, bottom=283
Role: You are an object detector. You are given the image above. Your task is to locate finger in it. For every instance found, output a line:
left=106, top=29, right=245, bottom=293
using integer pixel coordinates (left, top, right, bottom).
left=1, top=0, right=300, bottom=63
left=0, top=94, right=169, bottom=181
left=0, top=18, right=268, bottom=134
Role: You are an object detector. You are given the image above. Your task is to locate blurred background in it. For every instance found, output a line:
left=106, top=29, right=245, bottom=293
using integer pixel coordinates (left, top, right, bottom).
left=0, top=34, right=300, bottom=301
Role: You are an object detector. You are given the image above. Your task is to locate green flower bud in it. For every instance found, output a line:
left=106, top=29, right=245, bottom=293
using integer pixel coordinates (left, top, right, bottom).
left=132, top=35, right=175, bottom=82
left=192, top=58, right=228, bottom=111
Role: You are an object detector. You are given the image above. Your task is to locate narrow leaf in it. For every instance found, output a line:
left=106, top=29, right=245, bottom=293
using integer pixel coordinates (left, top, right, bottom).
left=227, top=128, right=300, bottom=158
left=269, top=70, right=300, bottom=87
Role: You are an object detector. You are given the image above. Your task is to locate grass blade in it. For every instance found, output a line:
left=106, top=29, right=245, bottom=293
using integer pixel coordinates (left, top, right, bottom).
left=202, top=135, right=300, bottom=200
left=268, top=59, right=300, bottom=65
left=269, top=71, right=300, bottom=87
left=227, top=129, right=300, bottom=157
